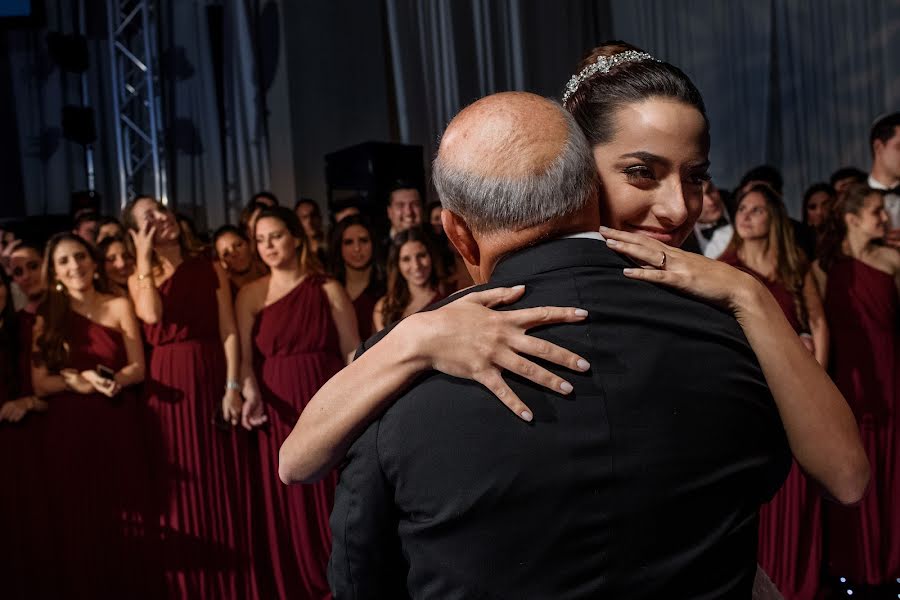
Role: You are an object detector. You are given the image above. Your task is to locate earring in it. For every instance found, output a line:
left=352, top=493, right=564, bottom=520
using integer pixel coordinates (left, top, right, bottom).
left=93, top=272, right=99, bottom=280
left=55, top=281, right=64, bottom=292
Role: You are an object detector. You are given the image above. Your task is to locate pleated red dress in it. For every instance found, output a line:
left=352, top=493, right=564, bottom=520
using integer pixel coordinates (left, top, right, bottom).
left=251, top=275, right=345, bottom=600
left=143, top=255, right=257, bottom=599
left=41, top=311, right=159, bottom=598
left=351, top=284, right=379, bottom=340
left=825, top=257, right=899, bottom=585
left=721, top=254, right=822, bottom=600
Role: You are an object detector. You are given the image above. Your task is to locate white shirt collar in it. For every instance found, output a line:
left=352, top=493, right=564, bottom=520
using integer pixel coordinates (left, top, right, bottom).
left=562, top=230, right=606, bottom=241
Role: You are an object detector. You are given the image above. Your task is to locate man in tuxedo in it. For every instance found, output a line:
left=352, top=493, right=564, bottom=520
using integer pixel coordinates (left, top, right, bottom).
left=329, top=92, right=791, bottom=598
left=867, top=112, right=900, bottom=247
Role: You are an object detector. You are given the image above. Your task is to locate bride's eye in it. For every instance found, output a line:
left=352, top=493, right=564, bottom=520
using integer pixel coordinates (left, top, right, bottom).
left=623, top=165, right=654, bottom=181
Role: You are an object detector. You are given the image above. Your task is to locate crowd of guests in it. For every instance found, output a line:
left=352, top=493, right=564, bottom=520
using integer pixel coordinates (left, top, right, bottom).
left=0, top=180, right=471, bottom=599
left=0, top=107, right=897, bottom=598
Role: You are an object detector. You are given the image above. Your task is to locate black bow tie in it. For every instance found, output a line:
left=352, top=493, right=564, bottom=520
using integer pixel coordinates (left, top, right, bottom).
left=699, top=218, right=728, bottom=240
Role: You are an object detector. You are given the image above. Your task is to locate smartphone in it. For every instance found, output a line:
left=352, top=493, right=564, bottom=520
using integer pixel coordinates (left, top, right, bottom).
left=211, top=408, right=233, bottom=432
left=97, top=365, right=116, bottom=380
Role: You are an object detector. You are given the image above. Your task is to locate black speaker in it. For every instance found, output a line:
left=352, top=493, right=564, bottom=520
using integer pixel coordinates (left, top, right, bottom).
left=62, top=105, right=96, bottom=145
left=324, top=141, right=425, bottom=229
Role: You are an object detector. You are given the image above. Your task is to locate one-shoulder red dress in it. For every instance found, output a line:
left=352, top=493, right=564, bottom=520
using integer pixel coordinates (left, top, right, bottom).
left=251, top=276, right=345, bottom=599
left=41, top=311, right=158, bottom=597
left=143, top=255, right=257, bottom=599
left=825, top=257, right=900, bottom=585
left=720, top=253, right=823, bottom=600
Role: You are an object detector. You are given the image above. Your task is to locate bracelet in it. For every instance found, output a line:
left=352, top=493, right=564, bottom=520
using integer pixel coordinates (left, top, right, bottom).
left=136, top=272, right=153, bottom=281
left=225, top=380, right=241, bottom=392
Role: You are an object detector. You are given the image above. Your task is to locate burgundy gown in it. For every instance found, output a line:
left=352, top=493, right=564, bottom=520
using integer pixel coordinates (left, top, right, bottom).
left=251, top=276, right=345, bottom=600
left=825, top=257, right=899, bottom=585
left=143, top=255, right=257, bottom=599
left=41, top=311, right=158, bottom=597
left=0, top=310, right=54, bottom=599
left=351, top=284, right=379, bottom=340
left=721, top=254, right=822, bottom=600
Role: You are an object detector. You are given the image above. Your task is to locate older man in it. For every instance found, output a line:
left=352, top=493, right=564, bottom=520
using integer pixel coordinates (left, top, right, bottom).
left=328, top=93, right=792, bottom=598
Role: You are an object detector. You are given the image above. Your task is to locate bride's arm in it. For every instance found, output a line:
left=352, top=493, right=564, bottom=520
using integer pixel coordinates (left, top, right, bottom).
left=602, top=227, right=868, bottom=505
left=279, top=286, right=590, bottom=484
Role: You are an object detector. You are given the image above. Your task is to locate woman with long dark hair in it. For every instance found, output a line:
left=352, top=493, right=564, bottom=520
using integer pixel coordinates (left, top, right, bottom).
left=236, top=206, right=358, bottom=599
left=814, top=183, right=900, bottom=591
left=328, top=215, right=384, bottom=339
left=98, top=235, right=136, bottom=297
left=373, top=227, right=443, bottom=331
left=123, top=196, right=256, bottom=599
left=29, top=233, right=152, bottom=597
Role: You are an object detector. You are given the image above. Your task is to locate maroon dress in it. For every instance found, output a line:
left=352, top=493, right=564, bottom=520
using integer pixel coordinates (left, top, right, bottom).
left=825, top=257, right=899, bottom=585
left=143, top=255, right=257, bottom=599
left=0, top=310, right=54, bottom=599
left=721, top=254, right=822, bottom=600
left=42, top=311, right=157, bottom=597
left=351, top=284, right=379, bottom=340
left=251, top=276, right=345, bottom=600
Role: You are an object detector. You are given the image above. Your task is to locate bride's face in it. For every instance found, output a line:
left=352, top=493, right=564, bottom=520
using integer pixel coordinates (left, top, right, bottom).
left=592, top=98, right=710, bottom=247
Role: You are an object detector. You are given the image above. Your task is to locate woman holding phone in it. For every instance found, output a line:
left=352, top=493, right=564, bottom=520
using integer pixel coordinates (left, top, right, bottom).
left=30, top=233, right=152, bottom=598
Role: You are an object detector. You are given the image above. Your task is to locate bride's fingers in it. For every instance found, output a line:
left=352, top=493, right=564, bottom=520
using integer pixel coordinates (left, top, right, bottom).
left=472, top=368, right=533, bottom=422
left=506, top=306, right=588, bottom=329
left=508, top=334, right=590, bottom=373
left=600, top=226, right=667, bottom=249
left=495, top=348, right=574, bottom=396
left=605, top=238, right=668, bottom=269
left=622, top=266, right=681, bottom=286
left=462, top=285, right=526, bottom=308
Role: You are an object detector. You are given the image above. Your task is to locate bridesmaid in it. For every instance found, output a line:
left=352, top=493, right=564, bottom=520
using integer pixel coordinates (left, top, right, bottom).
left=814, top=183, right=900, bottom=591
left=328, top=215, right=384, bottom=340
left=373, top=227, right=445, bottom=331
left=123, top=197, right=256, bottom=599
left=213, top=225, right=267, bottom=295
left=30, top=233, right=153, bottom=597
left=98, top=235, right=136, bottom=297
left=720, top=184, right=828, bottom=600
left=237, top=206, right=359, bottom=599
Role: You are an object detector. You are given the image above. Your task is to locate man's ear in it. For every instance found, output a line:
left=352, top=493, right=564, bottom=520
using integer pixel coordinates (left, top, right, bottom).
left=442, top=209, right=479, bottom=266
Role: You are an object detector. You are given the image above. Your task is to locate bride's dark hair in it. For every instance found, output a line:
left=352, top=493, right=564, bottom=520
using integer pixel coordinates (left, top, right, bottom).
left=565, top=41, right=709, bottom=146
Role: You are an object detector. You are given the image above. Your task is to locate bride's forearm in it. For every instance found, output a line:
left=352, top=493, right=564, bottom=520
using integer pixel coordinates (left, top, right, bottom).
left=733, top=281, right=868, bottom=505
left=278, top=316, right=429, bottom=484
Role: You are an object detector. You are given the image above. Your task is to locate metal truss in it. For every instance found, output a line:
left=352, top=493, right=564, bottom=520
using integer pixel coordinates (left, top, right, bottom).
left=105, top=0, right=167, bottom=207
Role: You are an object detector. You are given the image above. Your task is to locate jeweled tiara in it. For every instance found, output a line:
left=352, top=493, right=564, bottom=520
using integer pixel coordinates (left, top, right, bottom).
left=562, top=50, right=658, bottom=105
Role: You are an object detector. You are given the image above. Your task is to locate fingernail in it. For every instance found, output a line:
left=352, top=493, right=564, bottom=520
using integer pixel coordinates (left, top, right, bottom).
left=606, top=239, right=618, bottom=247
left=512, top=284, right=525, bottom=290
left=577, top=358, right=590, bottom=371
left=559, top=381, right=574, bottom=394
left=599, top=226, right=610, bottom=232
left=520, top=410, right=533, bottom=422
left=574, top=308, right=588, bottom=317
left=623, top=268, right=636, bottom=275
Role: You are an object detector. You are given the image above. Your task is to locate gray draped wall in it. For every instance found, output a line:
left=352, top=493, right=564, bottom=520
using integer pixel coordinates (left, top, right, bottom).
left=2, top=0, right=898, bottom=224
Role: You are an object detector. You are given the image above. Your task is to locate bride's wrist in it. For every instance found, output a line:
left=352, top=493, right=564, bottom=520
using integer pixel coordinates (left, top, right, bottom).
left=730, top=273, right=768, bottom=319
left=390, top=312, right=435, bottom=372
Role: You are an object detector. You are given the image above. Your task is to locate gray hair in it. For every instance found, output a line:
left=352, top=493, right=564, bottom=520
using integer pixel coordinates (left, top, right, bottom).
left=432, top=103, right=597, bottom=233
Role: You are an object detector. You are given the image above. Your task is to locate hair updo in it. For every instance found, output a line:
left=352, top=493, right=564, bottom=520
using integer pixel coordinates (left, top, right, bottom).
left=565, top=41, right=709, bottom=146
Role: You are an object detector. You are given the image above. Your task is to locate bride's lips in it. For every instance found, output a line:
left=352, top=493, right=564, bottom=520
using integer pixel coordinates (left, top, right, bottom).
left=627, top=226, right=677, bottom=244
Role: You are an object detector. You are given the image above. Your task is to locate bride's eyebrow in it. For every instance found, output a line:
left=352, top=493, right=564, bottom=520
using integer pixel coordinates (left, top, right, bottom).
left=618, top=151, right=668, bottom=167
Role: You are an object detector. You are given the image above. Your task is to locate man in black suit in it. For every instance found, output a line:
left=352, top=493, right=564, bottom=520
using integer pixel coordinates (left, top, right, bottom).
left=329, top=92, right=791, bottom=598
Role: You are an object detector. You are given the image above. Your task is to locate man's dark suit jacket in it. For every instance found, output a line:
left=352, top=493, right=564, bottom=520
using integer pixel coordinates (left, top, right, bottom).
left=329, top=237, right=791, bottom=599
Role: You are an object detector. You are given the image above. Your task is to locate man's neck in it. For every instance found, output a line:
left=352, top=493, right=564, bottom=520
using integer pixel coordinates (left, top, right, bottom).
left=871, top=164, right=899, bottom=189
left=474, top=220, right=601, bottom=283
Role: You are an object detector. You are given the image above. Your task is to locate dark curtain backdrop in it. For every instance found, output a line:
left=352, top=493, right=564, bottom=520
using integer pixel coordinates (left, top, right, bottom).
left=2, top=0, right=898, bottom=223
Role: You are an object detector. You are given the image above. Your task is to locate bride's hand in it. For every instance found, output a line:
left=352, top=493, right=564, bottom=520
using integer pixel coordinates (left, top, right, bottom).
left=600, top=226, right=763, bottom=313
left=403, top=285, right=591, bottom=421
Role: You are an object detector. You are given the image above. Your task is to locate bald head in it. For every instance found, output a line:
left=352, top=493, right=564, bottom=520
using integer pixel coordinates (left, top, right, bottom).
left=433, top=91, right=597, bottom=235
left=439, top=92, right=569, bottom=181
